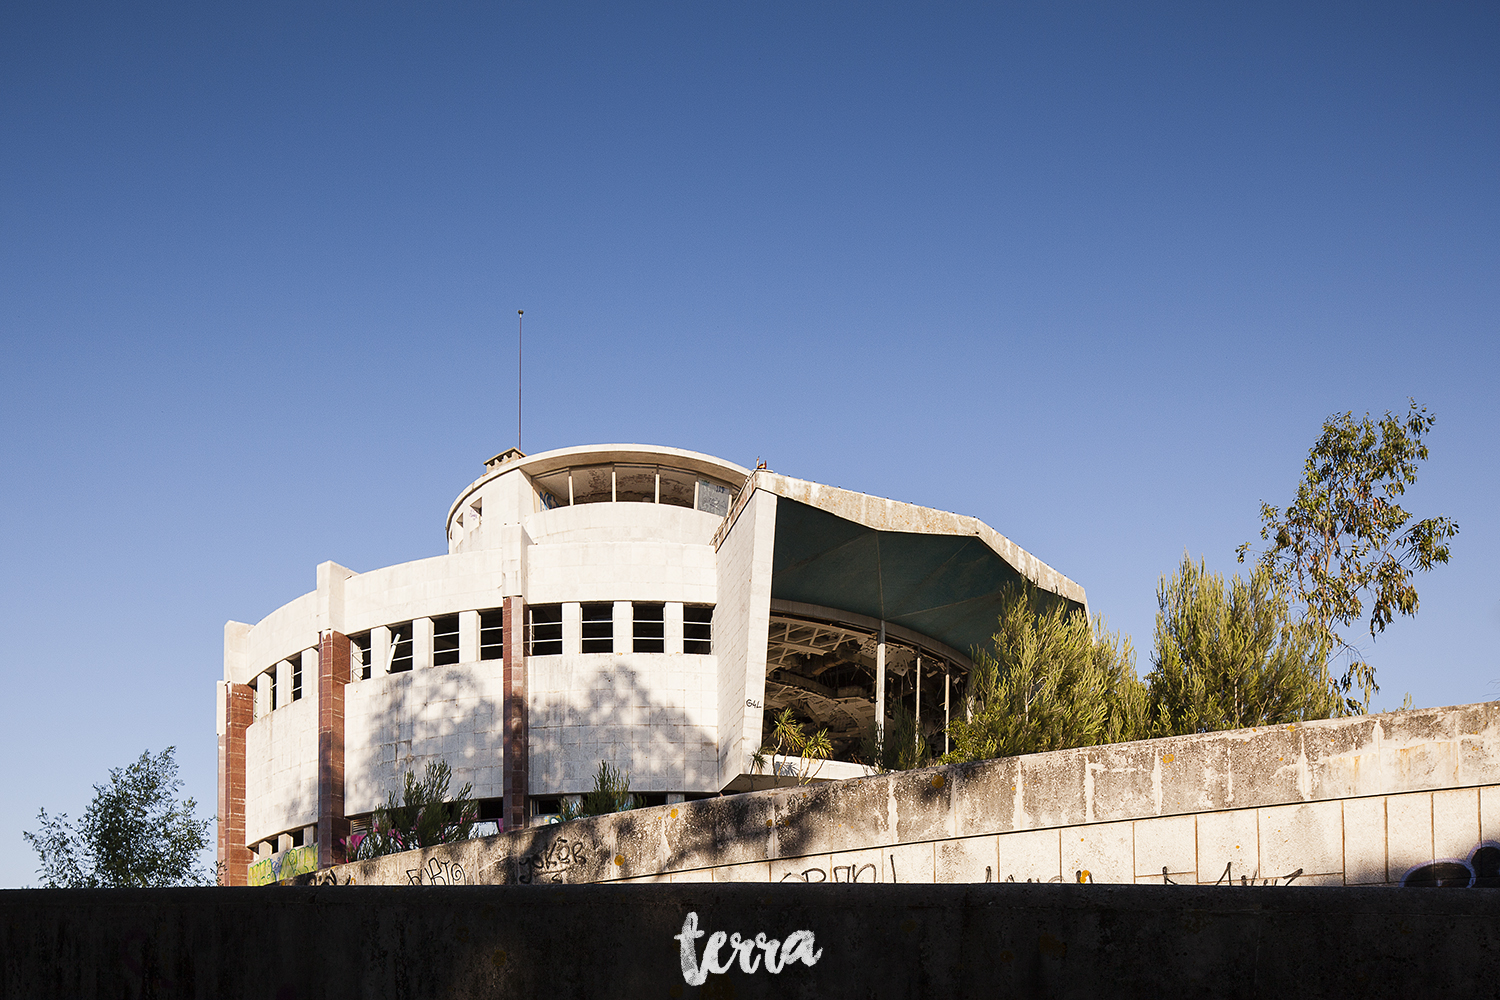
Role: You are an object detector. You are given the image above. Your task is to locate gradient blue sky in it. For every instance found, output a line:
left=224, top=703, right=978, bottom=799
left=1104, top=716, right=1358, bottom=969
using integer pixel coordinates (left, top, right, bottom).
left=2, top=2, right=1495, bottom=886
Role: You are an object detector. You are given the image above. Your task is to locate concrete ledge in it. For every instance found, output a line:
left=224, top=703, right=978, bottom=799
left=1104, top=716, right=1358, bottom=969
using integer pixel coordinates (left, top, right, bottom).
left=4, top=884, right=1499, bottom=998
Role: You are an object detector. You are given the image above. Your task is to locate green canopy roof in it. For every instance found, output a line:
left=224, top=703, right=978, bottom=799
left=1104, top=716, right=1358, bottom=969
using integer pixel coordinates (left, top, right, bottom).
left=769, top=498, right=1081, bottom=660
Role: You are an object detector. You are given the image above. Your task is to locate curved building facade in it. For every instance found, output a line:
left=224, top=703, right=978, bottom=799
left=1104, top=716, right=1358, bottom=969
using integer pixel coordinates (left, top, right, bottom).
left=216, top=444, right=1086, bottom=884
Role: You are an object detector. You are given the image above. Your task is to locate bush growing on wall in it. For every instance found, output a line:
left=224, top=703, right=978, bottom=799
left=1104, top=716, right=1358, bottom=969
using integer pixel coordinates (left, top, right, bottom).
left=351, top=760, right=477, bottom=860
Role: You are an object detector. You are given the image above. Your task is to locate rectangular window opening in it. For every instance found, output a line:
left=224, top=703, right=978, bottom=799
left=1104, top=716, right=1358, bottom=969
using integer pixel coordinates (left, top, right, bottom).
left=266, top=668, right=278, bottom=710
left=479, top=609, right=504, bottom=661
left=527, top=604, right=563, bottom=656
left=290, top=652, right=303, bottom=701
left=351, top=633, right=372, bottom=681
left=633, top=602, right=665, bottom=653
left=684, top=604, right=714, bottom=654
left=433, top=614, right=461, bottom=666
left=389, top=623, right=413, bottom=673
left=581, top=602, right=614, bottom=653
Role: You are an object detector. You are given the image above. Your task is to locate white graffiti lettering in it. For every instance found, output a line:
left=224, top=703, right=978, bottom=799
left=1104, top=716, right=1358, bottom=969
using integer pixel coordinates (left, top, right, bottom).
left=674, top=911, right=823, bottom=985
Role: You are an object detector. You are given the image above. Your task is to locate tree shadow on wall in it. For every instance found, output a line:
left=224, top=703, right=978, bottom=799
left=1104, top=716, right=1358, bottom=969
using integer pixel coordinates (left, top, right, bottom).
left=528, top=657, right=719, bottom=795
left=343, top=663, right=506, bottom=826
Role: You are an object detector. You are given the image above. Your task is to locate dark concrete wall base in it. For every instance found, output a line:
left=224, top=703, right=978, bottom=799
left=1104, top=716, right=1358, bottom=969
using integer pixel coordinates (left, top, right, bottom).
left=3, top=884, right=1498, bottom=998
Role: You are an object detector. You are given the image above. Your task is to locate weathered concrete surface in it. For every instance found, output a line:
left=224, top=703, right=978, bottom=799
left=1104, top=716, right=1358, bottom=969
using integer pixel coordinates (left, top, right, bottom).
left=309, top=702, right=1500, bottom=888
left=4, top=884, right=1498, bottom=998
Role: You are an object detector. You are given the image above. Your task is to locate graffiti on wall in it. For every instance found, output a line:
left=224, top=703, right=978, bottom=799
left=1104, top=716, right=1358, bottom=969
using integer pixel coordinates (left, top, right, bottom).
left=779, top=863, right=880, bottom=883
left=510, top=837, right=593, bottom=884
left=407, top=857, right=466, bottom=885
left=249, top=844, right=319, bottom=886
left=1402, top=842, right=1500, bottom=888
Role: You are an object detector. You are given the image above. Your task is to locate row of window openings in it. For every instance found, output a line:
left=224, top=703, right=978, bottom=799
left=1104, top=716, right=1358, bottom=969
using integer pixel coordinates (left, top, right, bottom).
left=342, top=604, right=713, bottom=681
left=530, top=464, right=735, bottom=517
left=526, top=603, right=713, bottom=656
left=257, top=652, right=305, bottom=711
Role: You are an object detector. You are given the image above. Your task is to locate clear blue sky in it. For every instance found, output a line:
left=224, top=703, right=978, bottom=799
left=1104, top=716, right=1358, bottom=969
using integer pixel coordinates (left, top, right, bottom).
left=2, top=2, right=1495, bottom=887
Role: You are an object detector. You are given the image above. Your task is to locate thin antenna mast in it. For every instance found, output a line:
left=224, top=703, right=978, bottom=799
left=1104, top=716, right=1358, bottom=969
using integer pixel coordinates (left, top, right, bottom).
left=522, top=308, right=528, bottom=449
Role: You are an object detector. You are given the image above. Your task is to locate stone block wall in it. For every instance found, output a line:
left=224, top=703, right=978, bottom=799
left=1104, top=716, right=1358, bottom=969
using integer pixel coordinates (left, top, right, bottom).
left=303, top=702, right=1500, bottom=890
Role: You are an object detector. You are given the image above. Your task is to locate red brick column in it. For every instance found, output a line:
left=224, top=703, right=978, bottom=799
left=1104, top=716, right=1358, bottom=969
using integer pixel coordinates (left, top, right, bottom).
left=501, top=597, right=528, bottom=832
left=317, top=630, right=351, bottom=869
left=217, top=683, right=254, bottom=885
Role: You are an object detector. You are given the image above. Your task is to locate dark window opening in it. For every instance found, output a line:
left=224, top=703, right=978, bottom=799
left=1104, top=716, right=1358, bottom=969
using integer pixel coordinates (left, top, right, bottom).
left=290, top=828, right=304, bottom=848
left=266, top=668, right=278, bottom=711
left=528, top=604, right=563, bottom=656
left=290, top=652, right=303, bottom=701
left=638, top=792, right=669, bottom=808
left=433, top=614, right=460, bottom=666
left=390, top=623, right=413, bottom=673
left=531, top=797, right=562, bottom=816
left=633, top=602, right=665, bottom=653
left=479, top=609, right=504, bottom=661
left=581, top=602, right=614, bottom=653
left=477, top=797, right=504, bottom=821
left=351, top=633, right=372, bottom=681
left=684, top=605, right=714, bottom=654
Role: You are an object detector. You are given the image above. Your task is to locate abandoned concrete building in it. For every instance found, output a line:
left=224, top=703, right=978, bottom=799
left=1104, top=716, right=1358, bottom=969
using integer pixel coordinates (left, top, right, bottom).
left=215, top=444, right=1086, bottom=884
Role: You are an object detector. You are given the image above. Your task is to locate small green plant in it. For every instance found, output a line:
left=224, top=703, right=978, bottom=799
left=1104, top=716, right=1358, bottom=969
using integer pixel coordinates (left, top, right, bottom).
left=752, top=708, right=833, bottom=783
left=558, top=761, right=637, bottom=820
left=351, top=759, right=477, bottom=860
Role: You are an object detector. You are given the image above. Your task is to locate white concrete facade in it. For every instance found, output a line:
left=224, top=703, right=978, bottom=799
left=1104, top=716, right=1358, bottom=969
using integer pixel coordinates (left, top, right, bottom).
left=219, top=443, right=1086, bottom=861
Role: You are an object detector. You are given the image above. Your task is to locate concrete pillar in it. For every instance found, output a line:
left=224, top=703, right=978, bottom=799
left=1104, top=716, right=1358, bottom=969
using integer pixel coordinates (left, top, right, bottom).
left=501, top=597, right=528, bottom=832
left=914, top=655, right=922, bottom=755
left=254, top=672, right=270, bottom=719
left=302, top=646, right=319, bottom=701
left=458, top=610, right=480, bottom=663
left=563, top=602, right=582, bottom=655
left=275, top=659, right=292, bottom=709
left=413, top=617, right=434, bottom=671
left=317, top=629, right=351, bottom=869
left=371, top=625, right=392, bottom=675
left=875, top=623, right=886, bottom=744
left=614, top=601, right=631, bottom=653
left=216, top=681, right=254, bottom=885
left=277, top=833, right=293, bottom=853
left=944, top=668, right=951, bottom=755
left=665, top=603, right=684, bottom=655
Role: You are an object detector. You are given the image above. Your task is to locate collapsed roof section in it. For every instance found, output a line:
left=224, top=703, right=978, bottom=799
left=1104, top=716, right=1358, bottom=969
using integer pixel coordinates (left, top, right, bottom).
left=719, top=471, right=1088, bottom=662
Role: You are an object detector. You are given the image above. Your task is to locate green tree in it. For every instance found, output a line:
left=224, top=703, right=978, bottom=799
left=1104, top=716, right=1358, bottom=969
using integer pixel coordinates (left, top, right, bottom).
left=753, top=708, right=834, bottom=782
left=351, top=759, right=477, bottom=859
left=559, top=760, right=637, bottom=820
left=1148, top=555, right=1342, bottom=734
left=23, top=747, right=214, bottom=887
left=942, top=586, right=1146, bottom=763
left=1238, top=399, right=1458, bottom=713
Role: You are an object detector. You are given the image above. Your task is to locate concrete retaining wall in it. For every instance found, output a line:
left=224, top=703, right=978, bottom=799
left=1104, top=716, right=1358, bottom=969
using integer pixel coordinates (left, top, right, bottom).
left=312, top=702, right=1500, bottom=889
left=4, top=884, right=1498, bottom=998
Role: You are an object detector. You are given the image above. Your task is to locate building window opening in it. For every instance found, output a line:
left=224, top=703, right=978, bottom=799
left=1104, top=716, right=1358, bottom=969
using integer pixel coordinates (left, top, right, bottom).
left=615, top=465, right=657, bottom=503
left=290, top=828, right=304, bottom=848
left=433, top=615, right=460, bottom=666
left=581, top=603, right=614, bottom=653
left=571, top=465, right=614, bottom=504
left=684, top=605, right=714, bottom=654
left=633, top=602, right=665, bottom=653
left=657, top=468, right=696, bottom=508
left=351, top=633, right=372, bottom=681
left=527, top=604, right=563, bottom=656
left=290, top=653, right=303, bottom=702
left=266, top=668, right=278, bottom=711
left=389, top=623, right=413, bottom=673
left=696, top=479, right=733, bottom=516
left=479, top=609, right=504, bottom=661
